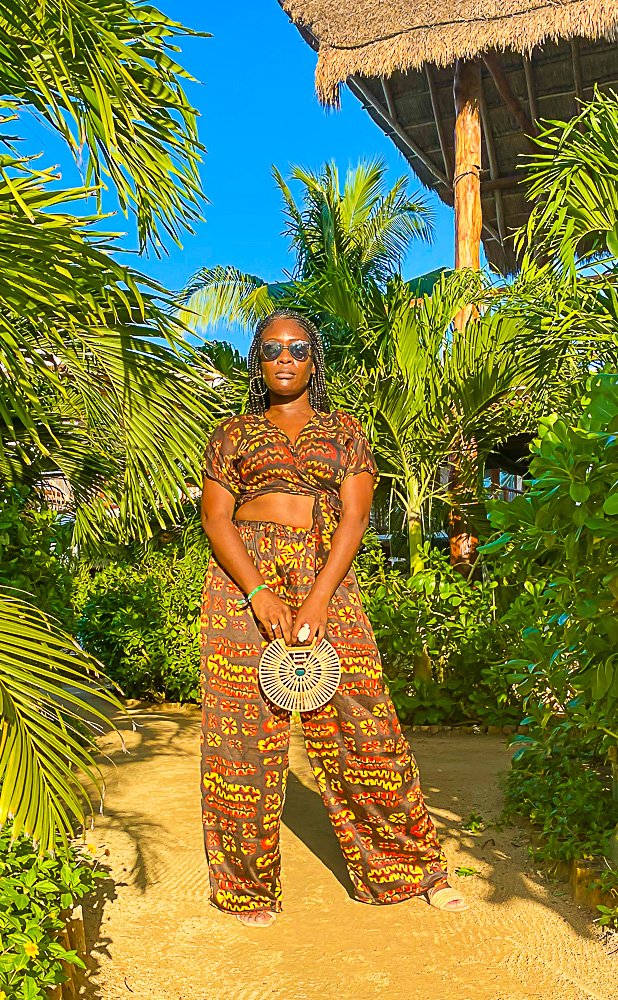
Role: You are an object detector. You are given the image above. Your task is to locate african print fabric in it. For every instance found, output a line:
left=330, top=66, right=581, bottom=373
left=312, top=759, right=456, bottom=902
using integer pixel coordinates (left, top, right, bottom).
left=200, top=519, right=449, bottom=913
left=203, top=409, right=378, bottom=571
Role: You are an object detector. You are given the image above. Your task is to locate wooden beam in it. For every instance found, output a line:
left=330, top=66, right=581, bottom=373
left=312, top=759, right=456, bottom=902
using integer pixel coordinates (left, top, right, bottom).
left=380, top=76, right=397, bottom=120
left=453, top=58, right=482, bottom=330
left=349, top=76, right=449, bottom=189
left=571, top=38, right=584, bottom=113
left=522, top=54, right=539, bottom=125
left=479, top=82, right=506, bottom=244
left=351, top=73, right=498, bottom=245
left=482, top=174, right=521, bottom=193
left=481, top=218, right=501, bottom=243
left=483, top=51, right=537, bottom=139
left=425, top=64, right=453, bottom=181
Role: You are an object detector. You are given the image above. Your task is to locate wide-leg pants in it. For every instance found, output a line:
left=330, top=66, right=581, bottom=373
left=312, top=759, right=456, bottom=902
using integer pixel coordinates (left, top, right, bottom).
left=199, top=520, right=448, bottom=913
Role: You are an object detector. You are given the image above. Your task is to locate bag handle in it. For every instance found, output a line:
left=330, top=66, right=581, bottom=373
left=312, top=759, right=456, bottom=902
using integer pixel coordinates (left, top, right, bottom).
left=270, top=636, right=319, bottom=653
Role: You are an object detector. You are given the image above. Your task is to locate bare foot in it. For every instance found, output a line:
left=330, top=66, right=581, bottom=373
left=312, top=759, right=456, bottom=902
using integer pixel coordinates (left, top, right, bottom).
left=235, top=909, right=276, bottom=927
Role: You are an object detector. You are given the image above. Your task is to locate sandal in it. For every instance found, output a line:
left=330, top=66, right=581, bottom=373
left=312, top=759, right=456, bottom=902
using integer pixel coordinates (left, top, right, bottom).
left=235, top=910, right=276, bottom=927
left=425, top=885, right=468, bottom=912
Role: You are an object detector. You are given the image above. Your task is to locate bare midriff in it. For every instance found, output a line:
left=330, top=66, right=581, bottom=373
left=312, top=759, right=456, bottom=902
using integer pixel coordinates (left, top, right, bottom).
left=235, top=492, right=314, bottom=529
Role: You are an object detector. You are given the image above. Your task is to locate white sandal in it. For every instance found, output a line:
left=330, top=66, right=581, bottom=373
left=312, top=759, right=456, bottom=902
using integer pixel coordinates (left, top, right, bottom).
left=426, top=886, right=468, bottom=912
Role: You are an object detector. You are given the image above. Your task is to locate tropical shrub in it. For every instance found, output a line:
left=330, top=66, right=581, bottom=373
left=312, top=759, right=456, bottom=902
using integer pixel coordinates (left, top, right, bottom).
left=0, top=487, right=74, bottom=627
left=356, top=532, right=521, bottom=726
left=481, top=373, right=618, bottom=868
left=502, top=724, right=618, bottom=864
left=0, top=824, right=100, bottom=999
left=75, top=526, right=211, bottom=702
left=483, top=372, right=618, bottom=749
left=0, top=591, right=122, bottom=855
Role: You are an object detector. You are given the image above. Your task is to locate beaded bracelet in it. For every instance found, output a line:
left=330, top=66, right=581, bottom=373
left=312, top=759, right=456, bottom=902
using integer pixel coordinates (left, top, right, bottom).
left=246, top=583, right=269, bottom=604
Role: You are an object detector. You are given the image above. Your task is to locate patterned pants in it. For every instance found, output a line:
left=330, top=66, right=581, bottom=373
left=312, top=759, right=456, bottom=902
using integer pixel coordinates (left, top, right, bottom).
left=200, top=520, right=448, bottom=913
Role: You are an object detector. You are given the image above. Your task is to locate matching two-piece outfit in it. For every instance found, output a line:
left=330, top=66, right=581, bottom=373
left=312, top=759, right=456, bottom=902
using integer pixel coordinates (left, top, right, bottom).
left=200, top=409, right=448, bottom=913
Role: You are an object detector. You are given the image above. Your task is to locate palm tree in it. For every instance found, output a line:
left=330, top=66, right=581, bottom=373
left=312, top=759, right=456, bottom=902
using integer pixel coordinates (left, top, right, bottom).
left=0, top=0, right=220, bottom=850
left=178, top=159, right=434, bottom=333
left=315, top=266, right=543, bottom=570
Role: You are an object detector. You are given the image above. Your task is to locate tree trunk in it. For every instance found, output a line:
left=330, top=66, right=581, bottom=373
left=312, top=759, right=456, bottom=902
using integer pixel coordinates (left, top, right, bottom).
left=448, top=437, right=480, bottom=580
left=406, top=476, right=424, bottom=575
left=406, top=480, right=433, bottom=683
left=450, top=59, right=482, bottom=575
left=609, top=746, right=618, bottom=865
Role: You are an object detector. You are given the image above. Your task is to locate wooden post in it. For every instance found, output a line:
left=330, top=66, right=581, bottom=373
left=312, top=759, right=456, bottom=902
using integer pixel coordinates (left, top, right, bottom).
left=453, top=59, right=482, bottom=280
left=450, top=59, right=482, bottom=576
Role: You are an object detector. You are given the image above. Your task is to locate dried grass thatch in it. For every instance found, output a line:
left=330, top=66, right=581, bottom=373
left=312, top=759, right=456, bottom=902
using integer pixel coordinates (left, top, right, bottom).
left=280, top=0, right=618, bottom=104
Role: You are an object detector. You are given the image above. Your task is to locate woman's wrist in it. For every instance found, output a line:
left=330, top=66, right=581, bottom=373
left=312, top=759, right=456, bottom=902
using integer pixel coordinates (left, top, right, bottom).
left=247, top=583, right=270, bottom=604
left=306, top=578, right=334, bottom=606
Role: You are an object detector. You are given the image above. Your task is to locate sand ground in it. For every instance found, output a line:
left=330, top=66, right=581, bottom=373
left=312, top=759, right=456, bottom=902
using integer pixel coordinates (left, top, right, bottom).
left=80, top=706, right=617, bottom=1000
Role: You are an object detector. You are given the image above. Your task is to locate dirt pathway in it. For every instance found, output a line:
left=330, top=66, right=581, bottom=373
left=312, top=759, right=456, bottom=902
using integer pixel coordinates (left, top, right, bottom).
left=82, top=706, right=616, bottom=1000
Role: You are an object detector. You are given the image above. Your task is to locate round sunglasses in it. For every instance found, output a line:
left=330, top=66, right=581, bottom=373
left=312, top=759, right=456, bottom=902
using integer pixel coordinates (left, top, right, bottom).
left=260, top=339, right=311, bottom=362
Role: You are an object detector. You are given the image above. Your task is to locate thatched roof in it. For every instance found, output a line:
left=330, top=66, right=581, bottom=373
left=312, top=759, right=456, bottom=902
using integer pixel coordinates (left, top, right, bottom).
left=279, top=1, right=618, bottom=272
left=280, top=0, right=618, bottom=105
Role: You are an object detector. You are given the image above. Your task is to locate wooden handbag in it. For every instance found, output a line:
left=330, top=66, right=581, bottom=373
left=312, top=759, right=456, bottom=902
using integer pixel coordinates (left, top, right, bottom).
left=258, top=637, right=341, bottom=712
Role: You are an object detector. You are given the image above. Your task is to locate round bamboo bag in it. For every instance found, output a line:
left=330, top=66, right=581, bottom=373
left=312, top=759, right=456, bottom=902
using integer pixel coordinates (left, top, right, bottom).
left=258, top=637, right=341, bottom=712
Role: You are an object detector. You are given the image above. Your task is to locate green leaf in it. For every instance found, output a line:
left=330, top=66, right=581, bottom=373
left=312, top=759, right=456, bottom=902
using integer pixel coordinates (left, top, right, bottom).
left=602, top=491, right=618, bottom=515
left=478, top=532, right=512, bottom=553
left=0, top=1, right=208, bottom=251
left=569, top=482, right=590, bottom=502
left=606, top=226, right=618, bottom=257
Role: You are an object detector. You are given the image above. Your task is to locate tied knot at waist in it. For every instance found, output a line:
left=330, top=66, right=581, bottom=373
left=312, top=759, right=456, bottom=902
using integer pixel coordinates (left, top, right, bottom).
left=235, top=487, right=340, bottom=569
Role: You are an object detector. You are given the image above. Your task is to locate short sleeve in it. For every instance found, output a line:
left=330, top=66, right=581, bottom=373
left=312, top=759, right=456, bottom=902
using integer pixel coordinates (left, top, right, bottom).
left=341, top=413, right=379, bottom=482
left=203, top=419, right=241, bottom=497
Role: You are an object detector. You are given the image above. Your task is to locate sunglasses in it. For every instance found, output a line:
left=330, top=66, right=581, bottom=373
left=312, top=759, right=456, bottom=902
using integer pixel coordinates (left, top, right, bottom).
left=260, top=339, right=311, bottom=362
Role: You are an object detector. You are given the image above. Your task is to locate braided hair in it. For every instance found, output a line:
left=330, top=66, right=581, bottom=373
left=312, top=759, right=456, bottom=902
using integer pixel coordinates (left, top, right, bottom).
left=247, top=309, right=330, bottom=416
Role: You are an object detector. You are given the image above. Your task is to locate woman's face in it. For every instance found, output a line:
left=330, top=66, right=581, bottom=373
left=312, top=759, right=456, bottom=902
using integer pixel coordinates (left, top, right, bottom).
left=259, top=317, right=314, bottom=399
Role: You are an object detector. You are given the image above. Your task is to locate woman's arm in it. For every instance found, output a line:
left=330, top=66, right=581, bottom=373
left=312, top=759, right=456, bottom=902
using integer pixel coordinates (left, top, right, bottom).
left=291, top=471, right=375, bottom=643
left=202, top=479, right=294, bottom=642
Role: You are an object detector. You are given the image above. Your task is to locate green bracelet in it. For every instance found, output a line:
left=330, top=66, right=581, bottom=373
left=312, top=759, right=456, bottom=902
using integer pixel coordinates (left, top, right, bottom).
left=246, top=584, right=269, bottom=604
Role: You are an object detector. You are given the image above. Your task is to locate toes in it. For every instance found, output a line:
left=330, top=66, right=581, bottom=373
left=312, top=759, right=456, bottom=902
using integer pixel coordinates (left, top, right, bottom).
left=236, top=909, right=275, bottom=926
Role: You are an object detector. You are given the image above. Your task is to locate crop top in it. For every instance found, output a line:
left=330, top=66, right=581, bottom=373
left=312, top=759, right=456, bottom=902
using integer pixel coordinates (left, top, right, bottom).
left=203, top=409, right=378, bottom=567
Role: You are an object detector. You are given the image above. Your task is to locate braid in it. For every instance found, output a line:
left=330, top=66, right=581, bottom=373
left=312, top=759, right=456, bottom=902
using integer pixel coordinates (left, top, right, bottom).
left=246, top=309, right=330, bottom=415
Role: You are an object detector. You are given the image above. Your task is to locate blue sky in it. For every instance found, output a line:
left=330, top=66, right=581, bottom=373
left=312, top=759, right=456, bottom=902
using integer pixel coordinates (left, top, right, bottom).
left=24, top=1, right=459, bottom=348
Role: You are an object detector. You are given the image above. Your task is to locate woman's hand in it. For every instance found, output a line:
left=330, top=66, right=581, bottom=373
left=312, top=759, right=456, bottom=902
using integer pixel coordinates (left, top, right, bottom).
left=250, top=588, right=293, bottom=643
left=292, top=593, right=329, bottom=644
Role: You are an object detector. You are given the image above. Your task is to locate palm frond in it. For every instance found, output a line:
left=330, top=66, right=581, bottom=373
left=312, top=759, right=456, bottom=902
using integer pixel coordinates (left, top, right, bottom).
left=0, top=161, right=225, bottom=545
left=0, top=0, right=207, bottom=251
left=340, top=158, right=388, bottom=232
left=179, top=265, right=285, bottom=332
left=357, top=183, right=434, bottom=279
left=517, top=89, right=618, bottom=268
left=0, top=589, right=125, bottom=853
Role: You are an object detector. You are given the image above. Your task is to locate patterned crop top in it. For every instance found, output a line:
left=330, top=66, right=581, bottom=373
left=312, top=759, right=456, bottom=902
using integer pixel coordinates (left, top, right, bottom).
left=203, top=410, right=378, bottom=568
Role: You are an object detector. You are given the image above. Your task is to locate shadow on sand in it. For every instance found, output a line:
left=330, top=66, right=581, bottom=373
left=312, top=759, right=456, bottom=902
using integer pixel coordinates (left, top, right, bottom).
left=78, top=704, right=605, bottom=994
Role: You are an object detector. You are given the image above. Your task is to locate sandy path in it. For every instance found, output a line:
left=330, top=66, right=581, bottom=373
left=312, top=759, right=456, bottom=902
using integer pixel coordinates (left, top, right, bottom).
left=82, top=706, right=616, bottom=1000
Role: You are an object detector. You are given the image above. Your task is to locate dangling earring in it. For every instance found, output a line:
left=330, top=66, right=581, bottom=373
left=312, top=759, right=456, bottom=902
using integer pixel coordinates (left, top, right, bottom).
left=249, top=374, right=268, bottom=397
left=308, top=371, right=315, bottom=406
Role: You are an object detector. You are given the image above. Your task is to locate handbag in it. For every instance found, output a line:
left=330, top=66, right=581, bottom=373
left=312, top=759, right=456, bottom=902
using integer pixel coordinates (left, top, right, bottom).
left=258, top=637, right=341, bottom=712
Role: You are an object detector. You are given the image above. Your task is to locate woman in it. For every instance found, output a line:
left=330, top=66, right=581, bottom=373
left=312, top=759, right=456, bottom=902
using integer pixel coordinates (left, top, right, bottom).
left=200, top=309, right=467, bottom=927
